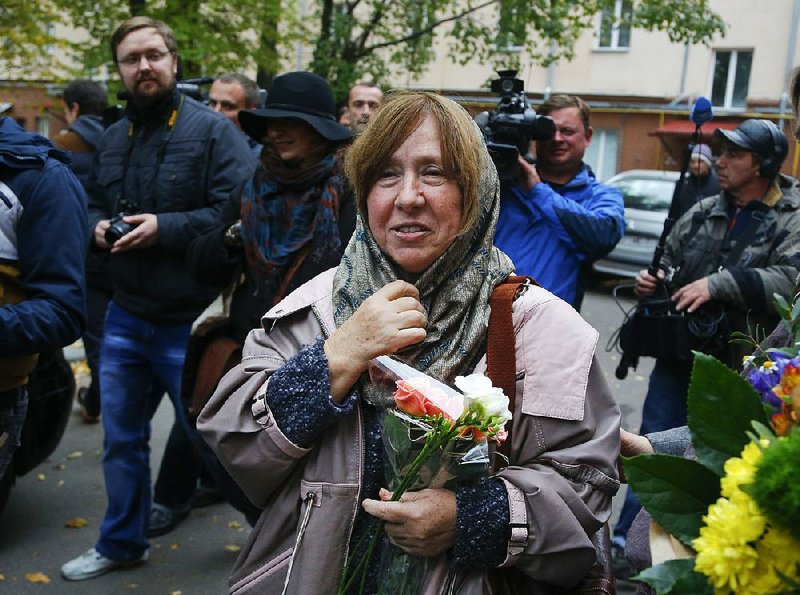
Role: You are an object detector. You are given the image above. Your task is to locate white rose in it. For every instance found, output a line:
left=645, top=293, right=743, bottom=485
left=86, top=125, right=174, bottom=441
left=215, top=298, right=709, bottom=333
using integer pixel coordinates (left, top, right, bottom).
left=455, top=373, right=512, bottom=423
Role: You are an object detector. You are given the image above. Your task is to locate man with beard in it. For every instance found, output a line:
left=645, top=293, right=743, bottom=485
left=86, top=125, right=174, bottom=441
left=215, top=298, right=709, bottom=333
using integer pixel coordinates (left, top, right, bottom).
left=344, top=81, right=383, bottom=134
left=61, top=17, right=254, bottom=581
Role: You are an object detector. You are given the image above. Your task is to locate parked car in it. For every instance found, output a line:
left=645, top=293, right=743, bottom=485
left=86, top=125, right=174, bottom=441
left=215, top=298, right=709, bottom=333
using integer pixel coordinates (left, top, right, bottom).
left=593, top=169, right=680, bottom=278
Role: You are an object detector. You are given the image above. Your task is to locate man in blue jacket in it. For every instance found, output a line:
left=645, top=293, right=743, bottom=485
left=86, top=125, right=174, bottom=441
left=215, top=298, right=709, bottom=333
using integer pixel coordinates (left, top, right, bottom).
left=0, top=117, right=87, bottom=488
left=494, top=95, right=624, bottom=310
left=60, top=16, right=254, bottom=581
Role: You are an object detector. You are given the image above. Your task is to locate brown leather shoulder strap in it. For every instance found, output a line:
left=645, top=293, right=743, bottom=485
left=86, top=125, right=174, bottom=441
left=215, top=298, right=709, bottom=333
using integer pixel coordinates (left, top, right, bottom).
left=488, top=275, right=537, bottom=468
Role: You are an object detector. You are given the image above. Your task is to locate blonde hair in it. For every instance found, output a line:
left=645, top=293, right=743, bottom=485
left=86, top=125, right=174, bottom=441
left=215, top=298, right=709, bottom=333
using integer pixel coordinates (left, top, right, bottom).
left=344, top=91, right=483, bottom=234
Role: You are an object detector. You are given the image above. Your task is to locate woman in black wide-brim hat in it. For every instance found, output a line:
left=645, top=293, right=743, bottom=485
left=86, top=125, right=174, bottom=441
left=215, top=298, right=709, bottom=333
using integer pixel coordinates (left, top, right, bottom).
left=164, top=72, right=356, bottom=524
left=190, top=71, right=355, bottom=345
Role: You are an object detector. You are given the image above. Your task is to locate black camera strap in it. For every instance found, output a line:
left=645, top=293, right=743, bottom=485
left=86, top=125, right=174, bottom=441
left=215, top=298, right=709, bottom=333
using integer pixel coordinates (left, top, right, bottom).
left=116, top=93, right=185, bottom=214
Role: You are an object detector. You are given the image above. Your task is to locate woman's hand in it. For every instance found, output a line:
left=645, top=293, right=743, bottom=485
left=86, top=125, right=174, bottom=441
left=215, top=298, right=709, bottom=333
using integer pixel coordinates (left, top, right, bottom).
left=362, top=488, right=456, bottom=557
left=324, top=280, right=427, bottom=402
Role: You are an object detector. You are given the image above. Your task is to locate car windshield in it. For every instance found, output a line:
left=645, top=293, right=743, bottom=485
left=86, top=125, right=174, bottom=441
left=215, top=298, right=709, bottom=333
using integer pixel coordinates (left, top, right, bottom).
left=612, top=178, right=674, bottom=211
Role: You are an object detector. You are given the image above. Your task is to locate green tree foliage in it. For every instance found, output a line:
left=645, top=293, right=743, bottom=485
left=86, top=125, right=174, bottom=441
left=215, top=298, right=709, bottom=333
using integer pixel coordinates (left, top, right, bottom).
left=57, top=0, right=283, bottom=89
left=306, top=0, right=725, bottom=100
left=5, top=0, right=724, bottom=102
left=1, top=0, right=68, bottom=78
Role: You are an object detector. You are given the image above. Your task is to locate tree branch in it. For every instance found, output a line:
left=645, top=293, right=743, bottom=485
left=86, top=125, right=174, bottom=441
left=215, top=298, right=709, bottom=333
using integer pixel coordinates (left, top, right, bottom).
left=354, top=0, right=393, bottom=54
left=360, top=0, right=497, bottom=55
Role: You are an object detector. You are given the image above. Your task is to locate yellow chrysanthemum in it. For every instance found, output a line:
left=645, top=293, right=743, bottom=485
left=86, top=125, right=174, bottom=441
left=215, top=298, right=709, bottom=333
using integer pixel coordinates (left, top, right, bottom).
left=720, top=457, right=755, bottom=498
left=719, top=440, right=767, bottom=497
left=694, top=492, right=769, bottom=592
left=694, top=529, right=758, bottom=592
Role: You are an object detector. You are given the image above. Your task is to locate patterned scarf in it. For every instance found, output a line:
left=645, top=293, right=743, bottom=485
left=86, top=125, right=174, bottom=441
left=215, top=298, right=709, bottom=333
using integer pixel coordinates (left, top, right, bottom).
left=240, top=148, right=344, bottom=300
left=332, top=138, right=514, bottom=406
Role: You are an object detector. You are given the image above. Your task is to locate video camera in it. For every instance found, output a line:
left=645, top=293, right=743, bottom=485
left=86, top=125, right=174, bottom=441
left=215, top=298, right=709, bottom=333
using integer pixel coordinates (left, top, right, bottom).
left=475, top=70, right=555, bottom=184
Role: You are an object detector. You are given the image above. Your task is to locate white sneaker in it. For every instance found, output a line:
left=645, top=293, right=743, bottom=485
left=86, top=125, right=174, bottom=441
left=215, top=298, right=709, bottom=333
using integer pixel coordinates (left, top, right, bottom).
left=61, top=547, right=148, bottom=581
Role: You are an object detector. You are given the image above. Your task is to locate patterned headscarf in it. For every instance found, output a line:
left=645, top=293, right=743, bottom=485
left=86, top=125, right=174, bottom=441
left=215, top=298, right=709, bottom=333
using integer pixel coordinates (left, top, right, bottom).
left=332, top=115, right=514, bottom=404
left=240, top=148, right=344, bottom=301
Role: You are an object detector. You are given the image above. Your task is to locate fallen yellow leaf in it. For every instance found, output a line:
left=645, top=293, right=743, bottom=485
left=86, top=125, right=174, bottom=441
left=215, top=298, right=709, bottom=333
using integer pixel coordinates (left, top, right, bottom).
left=25, top=572, right=51, bottom=583
left=64, top=517, right=89, bottom=528
left=169, top=543, right=179, bottom=550
left=171, top=591, right=182, bottom=595
left=128, top=582, right=140, bottom=588
left=224, top=544, right=241, bottom=552
left=227, top=520, right=243, bottom=529
left=0, top=573, right=5, bottom=580
left=57, top=480, right=65, bottom=487
left=36, top=474, right=45, bottom=481
left=66, top=451, right=84, bottom=460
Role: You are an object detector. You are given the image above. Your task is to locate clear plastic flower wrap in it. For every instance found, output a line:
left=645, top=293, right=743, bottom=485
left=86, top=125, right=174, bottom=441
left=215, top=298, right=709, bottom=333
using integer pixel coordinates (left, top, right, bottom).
left=338, top=356, right=511, bottom=595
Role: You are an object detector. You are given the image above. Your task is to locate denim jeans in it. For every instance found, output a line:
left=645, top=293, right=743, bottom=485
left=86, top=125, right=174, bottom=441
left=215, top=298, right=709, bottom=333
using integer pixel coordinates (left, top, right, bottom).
left=614, top=357, right=693, bottom=542
left=96, top=301, right=198, bottom=561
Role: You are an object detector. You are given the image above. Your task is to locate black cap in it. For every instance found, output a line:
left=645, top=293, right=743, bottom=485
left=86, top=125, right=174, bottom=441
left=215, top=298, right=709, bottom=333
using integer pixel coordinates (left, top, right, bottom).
left=715, top=119, right=788, bottom=177
left=238, top=72, right=352, bottom=143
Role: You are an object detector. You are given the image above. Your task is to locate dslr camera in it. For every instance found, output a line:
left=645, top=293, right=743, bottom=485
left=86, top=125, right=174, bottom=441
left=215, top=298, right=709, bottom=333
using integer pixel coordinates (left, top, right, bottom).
left=475, top=70, right=555, bottom=184
left=105, top=201, right=140, bottom=245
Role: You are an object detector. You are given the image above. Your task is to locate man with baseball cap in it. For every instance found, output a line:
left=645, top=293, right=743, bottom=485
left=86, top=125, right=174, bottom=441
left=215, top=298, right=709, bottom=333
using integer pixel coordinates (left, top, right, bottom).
left=674, top=143, right=720, bottom=218
left=613, top=119, right=800, bottom=548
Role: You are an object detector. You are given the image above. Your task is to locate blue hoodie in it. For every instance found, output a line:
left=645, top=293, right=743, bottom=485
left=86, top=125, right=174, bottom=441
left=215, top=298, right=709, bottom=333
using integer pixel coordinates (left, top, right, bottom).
left=0, top=117, right=87, bottom=360
left=495, top=165, right=624, bottom=308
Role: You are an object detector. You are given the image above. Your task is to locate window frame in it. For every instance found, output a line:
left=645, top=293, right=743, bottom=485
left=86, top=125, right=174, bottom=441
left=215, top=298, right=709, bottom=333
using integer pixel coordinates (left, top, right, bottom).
left=709, top=48, right=754, bottom=110
left=594, top=0, right=632, bottom=52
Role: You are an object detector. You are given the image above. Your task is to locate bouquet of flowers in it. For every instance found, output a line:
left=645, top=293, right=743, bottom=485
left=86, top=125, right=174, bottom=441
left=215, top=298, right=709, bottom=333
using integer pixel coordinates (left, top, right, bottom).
left=624, top=293, right=800, bottom=594
left=338, top=356, right=512, bottom=595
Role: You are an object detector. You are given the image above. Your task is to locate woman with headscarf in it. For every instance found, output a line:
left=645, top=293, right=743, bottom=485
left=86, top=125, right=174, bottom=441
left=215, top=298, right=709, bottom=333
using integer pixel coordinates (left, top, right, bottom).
left=198, top=91, right=620, bottom=594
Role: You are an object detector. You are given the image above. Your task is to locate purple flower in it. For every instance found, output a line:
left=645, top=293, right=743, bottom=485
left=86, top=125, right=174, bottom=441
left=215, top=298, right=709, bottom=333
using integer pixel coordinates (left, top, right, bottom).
left=746, top=352, right=800, bottom=413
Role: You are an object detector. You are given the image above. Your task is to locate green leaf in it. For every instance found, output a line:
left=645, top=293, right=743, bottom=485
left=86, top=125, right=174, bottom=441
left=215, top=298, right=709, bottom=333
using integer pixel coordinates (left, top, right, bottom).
left=775, top=294, right=791, bottom=320
left=624, top=454, right=719, bottom=544
left=687, top=353, right=770, bottom=476
left=634, top=559, right=712, bottom=594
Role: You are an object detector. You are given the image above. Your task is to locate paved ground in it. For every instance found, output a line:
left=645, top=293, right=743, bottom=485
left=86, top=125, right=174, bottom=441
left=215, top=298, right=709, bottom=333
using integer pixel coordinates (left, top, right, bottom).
left=0, top=279, right=648, bottom=594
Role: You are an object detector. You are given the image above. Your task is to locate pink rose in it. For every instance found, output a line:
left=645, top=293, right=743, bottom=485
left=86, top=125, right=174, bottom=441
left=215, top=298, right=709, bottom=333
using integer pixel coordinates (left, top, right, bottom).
left=392, top=377, right=463, bottom=420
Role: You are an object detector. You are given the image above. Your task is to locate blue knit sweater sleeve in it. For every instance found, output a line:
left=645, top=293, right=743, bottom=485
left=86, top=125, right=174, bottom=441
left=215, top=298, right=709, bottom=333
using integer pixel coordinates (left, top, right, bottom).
left=453, top=477, right=511, bottom=568
left=265, top=337, right=357, bottom=447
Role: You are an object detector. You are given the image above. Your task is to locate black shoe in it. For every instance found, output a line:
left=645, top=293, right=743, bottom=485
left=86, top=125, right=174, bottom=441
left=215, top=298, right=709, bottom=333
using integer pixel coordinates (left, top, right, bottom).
left=147, top=503, right=190, bottom=538
left=191, top=485, right=225, bottom=509
left=76, top=387, right=100, bottom=424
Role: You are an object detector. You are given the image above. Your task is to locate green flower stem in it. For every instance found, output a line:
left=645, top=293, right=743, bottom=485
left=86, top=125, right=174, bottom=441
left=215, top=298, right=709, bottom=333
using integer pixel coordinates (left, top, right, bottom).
left=338, top=417, right=462, bottom=594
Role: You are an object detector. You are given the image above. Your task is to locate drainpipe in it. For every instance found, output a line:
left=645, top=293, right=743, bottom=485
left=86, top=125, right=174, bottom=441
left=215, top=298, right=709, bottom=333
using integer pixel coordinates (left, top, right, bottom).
left=544, top=41, right=556, bottom=100
left=678, top=44, right=689, bottom=99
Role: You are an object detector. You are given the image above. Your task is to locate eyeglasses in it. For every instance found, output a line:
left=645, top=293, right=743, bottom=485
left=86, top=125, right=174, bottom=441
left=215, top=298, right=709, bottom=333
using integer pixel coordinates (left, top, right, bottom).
left=118, top=50, right=172, bottom=68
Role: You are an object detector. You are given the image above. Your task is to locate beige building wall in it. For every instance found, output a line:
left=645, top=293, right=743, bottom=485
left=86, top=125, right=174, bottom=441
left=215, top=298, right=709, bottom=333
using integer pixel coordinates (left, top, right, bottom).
left=393, top=0, right=800, bottom=108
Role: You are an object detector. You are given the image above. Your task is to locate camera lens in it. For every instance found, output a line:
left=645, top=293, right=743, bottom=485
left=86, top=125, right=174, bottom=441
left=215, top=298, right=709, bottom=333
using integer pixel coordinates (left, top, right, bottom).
left=105, top=219, right=134, bottom=245
left=501, top=80, right=514, bottom=93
